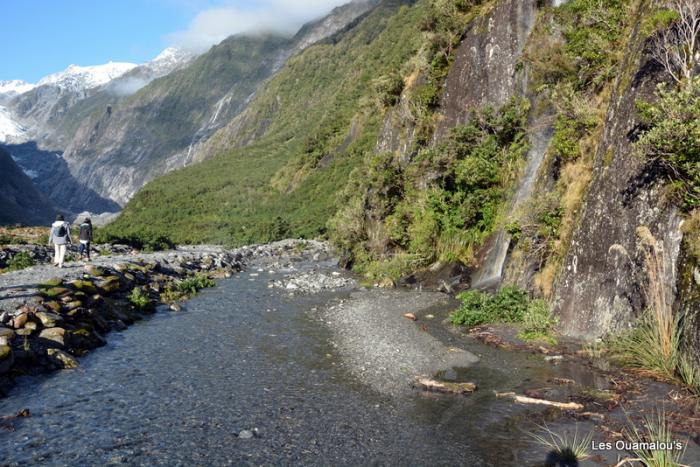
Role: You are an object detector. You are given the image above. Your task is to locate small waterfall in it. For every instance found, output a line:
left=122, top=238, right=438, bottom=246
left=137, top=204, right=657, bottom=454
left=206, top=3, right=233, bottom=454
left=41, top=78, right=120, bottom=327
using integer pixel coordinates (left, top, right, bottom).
left=471, top=121, right=553, bottom=290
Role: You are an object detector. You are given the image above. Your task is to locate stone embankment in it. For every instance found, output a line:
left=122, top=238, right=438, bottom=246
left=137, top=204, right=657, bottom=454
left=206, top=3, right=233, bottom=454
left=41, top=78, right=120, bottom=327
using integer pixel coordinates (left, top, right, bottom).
left=0, top=240, right=333, bottom=386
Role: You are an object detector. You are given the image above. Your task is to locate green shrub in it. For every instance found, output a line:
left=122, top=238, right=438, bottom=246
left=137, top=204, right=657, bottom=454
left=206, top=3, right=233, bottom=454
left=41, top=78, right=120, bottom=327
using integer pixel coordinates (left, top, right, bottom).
left=518, top=299, right=559, bottom=344
left=636, top=77, right=700, bottom=211
left=332, top=98, right=530, bottom=275
left=128, top=287, right=150, bottom=309
left=161, top=273, right=216, bottom=302
left=450, top=285, right=529, bottom=327
left=95, top=228, right=175, bottom=252
left=451, top=287, right=559, bottom=343
left=4, top=252, right=36, bottom=272
left=0, top=234, right=27, bottom=245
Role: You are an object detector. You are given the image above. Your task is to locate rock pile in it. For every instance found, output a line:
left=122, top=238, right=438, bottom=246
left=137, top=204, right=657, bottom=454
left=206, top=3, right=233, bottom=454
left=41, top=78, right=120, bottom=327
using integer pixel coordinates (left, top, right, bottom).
left=270, top=270, right=354, bottom=294
left=0, top=251, right=243, bottom=380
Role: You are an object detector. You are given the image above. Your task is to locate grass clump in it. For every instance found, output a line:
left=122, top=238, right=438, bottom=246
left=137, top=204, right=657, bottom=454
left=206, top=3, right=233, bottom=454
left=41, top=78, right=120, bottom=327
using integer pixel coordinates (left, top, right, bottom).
left=620, top=410, right=687, bottom=467
left=608, top=227, right=700, bottom=396
left=518, top=299, right=559, bottom=345
left=527, top=424, right=592, bottom=465
left=3, top=252, right=36, bottom=273
left=161, top=273, right=215, bottom=302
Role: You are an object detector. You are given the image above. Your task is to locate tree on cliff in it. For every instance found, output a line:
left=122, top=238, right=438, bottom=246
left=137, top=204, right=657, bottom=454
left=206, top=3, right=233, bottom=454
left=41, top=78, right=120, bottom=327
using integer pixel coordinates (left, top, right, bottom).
left=651, top=0, right=700, bottom=87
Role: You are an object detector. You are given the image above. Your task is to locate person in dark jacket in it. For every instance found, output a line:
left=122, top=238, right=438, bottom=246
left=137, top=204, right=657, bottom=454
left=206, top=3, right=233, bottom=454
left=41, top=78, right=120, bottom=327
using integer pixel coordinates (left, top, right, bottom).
left=48, top=214, right=72, bottom=268
left=78, top=218, right=93, bottom=261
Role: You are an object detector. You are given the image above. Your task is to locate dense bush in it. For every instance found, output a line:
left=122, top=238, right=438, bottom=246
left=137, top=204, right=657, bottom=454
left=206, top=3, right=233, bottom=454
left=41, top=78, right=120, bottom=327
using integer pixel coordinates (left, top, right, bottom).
left=331, top=98, right=529, bottom=278
left=95, top=228, right=175, bottom=252
left=4, top=252, right=36, bottom=272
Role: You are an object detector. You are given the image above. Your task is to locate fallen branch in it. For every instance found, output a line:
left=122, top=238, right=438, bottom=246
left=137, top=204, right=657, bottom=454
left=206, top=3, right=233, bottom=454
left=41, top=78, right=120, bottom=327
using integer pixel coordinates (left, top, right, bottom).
left=495, top=392, right=583, bottom=410
left=414, top=377, right=476, bottom=395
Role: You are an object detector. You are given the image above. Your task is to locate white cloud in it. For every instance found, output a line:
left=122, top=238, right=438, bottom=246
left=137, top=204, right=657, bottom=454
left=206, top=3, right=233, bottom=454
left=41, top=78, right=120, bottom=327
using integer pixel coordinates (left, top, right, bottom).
left=168, top=0, right=349, bottom=52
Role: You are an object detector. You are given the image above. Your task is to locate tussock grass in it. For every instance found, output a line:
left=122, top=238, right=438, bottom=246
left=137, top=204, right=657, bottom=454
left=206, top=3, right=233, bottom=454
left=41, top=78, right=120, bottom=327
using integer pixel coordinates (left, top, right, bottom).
left=527, top=423, right=592, bottom=464
left=610, top=227, right=700, bottom=396
left=620, top=410, right=688, bottom=467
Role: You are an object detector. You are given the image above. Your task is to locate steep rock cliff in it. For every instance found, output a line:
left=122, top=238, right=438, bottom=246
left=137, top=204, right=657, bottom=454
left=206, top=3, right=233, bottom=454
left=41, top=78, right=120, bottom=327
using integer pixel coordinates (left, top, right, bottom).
left=551, top=5, right=685, bottom=339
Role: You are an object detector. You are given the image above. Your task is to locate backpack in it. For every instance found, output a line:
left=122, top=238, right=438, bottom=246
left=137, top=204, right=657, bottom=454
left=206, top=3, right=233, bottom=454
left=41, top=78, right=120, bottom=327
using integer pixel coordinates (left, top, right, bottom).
left=56, top=224, right=67, bottom=238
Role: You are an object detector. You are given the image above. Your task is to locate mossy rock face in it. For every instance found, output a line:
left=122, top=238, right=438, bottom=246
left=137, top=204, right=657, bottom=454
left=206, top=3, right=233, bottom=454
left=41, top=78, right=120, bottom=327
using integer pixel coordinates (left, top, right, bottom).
left=98, top=276, right=123, bottom=294
left=85, top=265, right=107, bottom=277
left=42, top=287, right=72, bottom=298
left=47, top=349, right=78, bottom=369
left=43, top=277, right=64, bottom=288
left=69, top=280, right=98, bottom=294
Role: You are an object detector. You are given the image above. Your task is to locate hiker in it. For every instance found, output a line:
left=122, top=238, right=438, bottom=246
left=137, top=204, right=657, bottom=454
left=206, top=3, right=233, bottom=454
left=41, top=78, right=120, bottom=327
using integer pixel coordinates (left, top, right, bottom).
left=48, top=214, right=72, bottom=268
left=78, top=217, right=93, bottom=261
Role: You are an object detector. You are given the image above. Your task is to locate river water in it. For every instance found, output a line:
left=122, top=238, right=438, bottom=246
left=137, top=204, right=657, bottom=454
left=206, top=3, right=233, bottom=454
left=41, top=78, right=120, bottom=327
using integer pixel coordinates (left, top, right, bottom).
left=0, top=265, right=691, bottom=466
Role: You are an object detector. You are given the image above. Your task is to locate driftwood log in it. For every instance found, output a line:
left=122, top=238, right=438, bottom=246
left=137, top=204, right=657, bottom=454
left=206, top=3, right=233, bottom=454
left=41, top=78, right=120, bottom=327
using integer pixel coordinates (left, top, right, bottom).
left=414, top=377, right=477, bottom=395
left=495, top=392, right=583, bottom=410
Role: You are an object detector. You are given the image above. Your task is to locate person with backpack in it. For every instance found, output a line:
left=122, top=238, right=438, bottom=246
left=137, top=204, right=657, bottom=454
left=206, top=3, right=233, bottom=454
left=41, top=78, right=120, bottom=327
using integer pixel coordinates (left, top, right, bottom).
left=78, top=217, right=93, bottom=261
left=48, top=214, right=72, bottom=268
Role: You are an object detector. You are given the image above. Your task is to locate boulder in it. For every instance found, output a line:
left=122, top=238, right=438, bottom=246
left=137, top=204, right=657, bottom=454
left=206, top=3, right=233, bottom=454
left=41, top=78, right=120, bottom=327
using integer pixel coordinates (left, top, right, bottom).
left=39, top=327, right=66, bottom=346
left=43, top=277, right=64, bottom=288
left=84, top=265, right=107, bottom=277
left=0, top=327, right=14, bottom=346
left=63, top=300, right=83, bottom=312
left=43, top=300, right=62, bottom=313
left=0, top=345, right=13, bottom=374
left=69, top=279, right=98, bottom=295
left=35, top=311, right=62, bottom=328
left=11, top=313, right=28, bottom=329
left=98, top=276, right=123, bottom=294
left=47, top=349, right=78, bottom=369
left=42, top=287, right=71, bottom=298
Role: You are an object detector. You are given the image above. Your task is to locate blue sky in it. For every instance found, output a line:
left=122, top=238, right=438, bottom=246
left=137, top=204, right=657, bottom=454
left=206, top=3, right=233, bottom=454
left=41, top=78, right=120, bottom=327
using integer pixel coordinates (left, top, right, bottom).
left=2, top=0, right=346, bottom=83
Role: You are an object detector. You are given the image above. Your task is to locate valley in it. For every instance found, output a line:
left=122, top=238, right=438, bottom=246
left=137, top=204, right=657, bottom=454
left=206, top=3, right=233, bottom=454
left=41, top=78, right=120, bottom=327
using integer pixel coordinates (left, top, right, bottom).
left=1, top=0, right=699, bottom=465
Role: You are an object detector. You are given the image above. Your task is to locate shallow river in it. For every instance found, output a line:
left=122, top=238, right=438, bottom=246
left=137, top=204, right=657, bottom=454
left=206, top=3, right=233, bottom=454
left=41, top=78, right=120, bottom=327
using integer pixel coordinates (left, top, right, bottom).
left=1, top=265, right=693, bottom=466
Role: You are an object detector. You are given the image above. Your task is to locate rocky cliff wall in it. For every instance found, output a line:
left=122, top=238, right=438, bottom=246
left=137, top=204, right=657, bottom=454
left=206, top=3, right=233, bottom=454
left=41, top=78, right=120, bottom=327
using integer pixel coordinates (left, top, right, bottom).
left=551, top=4, right=686, bottom=338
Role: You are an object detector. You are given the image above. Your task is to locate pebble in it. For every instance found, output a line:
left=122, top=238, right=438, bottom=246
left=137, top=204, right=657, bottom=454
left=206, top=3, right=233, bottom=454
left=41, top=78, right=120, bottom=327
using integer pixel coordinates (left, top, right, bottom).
left=238, top=430, right=255, bottom=439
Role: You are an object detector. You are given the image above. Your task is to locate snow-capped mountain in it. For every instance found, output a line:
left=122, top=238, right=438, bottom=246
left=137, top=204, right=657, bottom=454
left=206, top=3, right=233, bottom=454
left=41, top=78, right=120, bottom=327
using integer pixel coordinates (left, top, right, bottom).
left=36, top=62, right=137, bottom=92
left=0, top=105, right=27, bottom=143
left=146, top=47, right=196, bottom=77
left=0, top=80, right=36, bottom=97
